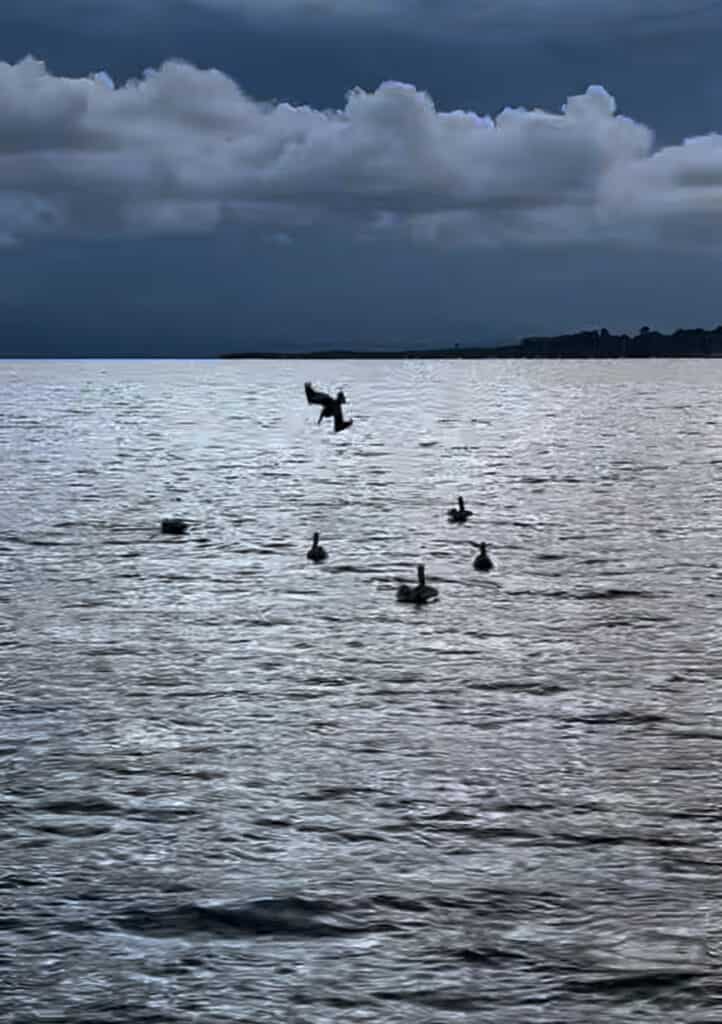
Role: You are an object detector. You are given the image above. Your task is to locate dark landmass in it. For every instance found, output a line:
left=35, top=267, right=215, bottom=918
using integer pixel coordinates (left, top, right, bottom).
left=221, top=325, right=722, bottom=359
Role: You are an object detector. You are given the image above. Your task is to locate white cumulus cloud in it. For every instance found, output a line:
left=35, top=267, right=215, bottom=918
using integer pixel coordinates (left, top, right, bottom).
left=0, top=56, right=721, bottom=248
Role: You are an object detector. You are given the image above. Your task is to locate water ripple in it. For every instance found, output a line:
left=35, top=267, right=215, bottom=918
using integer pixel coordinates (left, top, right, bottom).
left=3, top=358, right=722, bottom=1022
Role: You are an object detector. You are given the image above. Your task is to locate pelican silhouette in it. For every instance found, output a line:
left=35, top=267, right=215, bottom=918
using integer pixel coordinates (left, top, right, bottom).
left=471, top=542, right=493, bottom=571
left=304, top=382, right=353, bottom=433
left=448, top=496, right=473, bottom=523
left=396, top=564, right=439, bottom=604
left=161, top=517, right=188, bottom=535
left=307, top=532, right=328, bottom=562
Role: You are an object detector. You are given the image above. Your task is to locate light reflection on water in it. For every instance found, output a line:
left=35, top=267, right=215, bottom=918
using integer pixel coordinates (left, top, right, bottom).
left=2, top=358, right=722, bottom=1021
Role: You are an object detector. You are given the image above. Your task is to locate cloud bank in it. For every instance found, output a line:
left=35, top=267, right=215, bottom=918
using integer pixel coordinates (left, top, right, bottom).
left=1, top=56, right=722, bottom=248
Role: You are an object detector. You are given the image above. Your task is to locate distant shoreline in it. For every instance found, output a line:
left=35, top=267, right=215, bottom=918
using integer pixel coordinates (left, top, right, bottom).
left=220, top=326, right=722, bottom=360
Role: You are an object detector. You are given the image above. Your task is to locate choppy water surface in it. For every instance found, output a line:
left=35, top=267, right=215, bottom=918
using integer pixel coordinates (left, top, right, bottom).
left=3, top=358, right=722, bottom=1022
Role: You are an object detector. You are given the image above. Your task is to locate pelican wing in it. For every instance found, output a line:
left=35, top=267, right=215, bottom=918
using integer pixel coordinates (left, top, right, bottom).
left=304, top=382, right=333, bottom=409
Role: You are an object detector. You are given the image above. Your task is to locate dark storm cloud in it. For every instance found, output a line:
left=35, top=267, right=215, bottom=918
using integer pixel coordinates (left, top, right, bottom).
left=2, top=57, right=722, bottom=251
left=2, top=1, right=722, bottom=355
left=189, top=0, right=717, bottom=30
left=4, top=1, right=722, bottom=142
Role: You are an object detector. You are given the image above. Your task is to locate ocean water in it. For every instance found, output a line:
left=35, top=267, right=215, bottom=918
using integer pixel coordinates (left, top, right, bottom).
left=2, top=357, right=722, bottom=1022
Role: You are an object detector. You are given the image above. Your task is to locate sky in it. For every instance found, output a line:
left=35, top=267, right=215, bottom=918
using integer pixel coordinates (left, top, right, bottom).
left=3, top=1, right=722, bottom=355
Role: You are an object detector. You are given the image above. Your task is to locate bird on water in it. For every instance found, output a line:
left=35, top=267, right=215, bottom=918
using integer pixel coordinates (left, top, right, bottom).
left=448, top=496, right=473, bottom=523
left=471, top=542, right=493, bottom=571
left=161, top=518, right=188, bottom=535
left=396, top=564, right=439, bottom=604
left=307, top=532, right=328, bottom=562
left=304, top=382, right=353, bottom=433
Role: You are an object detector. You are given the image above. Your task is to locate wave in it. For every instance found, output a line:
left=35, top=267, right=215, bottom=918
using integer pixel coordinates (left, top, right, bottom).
left=115, top=896, right=364, bottom=940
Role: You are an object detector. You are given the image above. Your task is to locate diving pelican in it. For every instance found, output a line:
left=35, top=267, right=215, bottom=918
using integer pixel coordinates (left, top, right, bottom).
left=304, top=382, right=353, bottom=433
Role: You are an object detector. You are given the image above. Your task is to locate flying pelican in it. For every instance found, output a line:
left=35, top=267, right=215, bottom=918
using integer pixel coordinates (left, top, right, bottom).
left=304, top=382, right=353, bottom=433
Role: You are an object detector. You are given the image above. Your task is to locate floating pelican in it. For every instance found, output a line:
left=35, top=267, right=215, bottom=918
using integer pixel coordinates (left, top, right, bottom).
left=397, top=564, right=439, bottom=604
left=161, top=517, right=188, bottom=535
left=448, top=496, right=473, bottom=523
left=471, top=542, right=493, bottom=571
left=307, top=532, right=328, bottom=562
left=304, top=382, right=353, bottom=433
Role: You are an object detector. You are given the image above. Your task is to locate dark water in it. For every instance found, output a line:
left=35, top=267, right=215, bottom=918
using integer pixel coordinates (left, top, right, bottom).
left=3, top=358, right=722, bottom=1022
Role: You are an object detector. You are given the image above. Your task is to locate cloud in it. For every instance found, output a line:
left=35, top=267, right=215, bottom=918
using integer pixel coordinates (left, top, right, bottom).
left=186, top=0, right=721, bottom=34
left=2, top=56, right=722, bottom=248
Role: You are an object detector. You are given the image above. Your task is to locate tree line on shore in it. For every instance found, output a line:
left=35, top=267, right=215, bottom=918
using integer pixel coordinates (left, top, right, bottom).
left=221, top=324, right=722, bottom=359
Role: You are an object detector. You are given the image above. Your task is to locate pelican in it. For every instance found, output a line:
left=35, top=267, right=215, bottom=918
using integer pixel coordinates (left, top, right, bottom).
left=397, top=564, right=439, bottom=604
left=448, top=496, right=473, bottom=523
left=307, top=532, right=328, bottom=562
left=471, top=542, right=493, bottom=571
left=161, top=517, right=188, bottom=535
left=304, top=382, right=353, bottom=433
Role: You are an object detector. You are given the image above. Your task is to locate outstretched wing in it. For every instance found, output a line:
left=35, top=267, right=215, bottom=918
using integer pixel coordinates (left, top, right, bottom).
left=304, top=382, right=332, bottom=408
